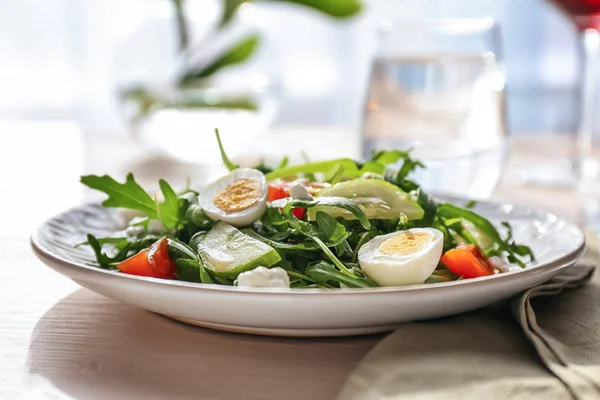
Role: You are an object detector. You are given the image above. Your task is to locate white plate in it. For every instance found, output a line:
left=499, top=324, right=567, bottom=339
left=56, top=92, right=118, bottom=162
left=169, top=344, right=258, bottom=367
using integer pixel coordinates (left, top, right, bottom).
left=31, top=198, right=586, bottom=337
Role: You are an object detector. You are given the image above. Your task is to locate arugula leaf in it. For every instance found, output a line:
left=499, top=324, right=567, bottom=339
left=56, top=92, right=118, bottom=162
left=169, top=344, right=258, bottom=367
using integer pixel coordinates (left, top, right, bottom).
left=85, top=234, right=145, bottom=268
left=86, top=234, right=115, bottom=267
left=215, top=128, right=239, bottom=171
left=158, top=179, right=180, bottom=227
left=465, top=200, right=477, bottom=209
left=265, top=0, right=362, bottom=19
left=219, top=0, right=245, bottom=27
left=81, top=174, right=156, bottom=216
left=80, top=174, right=181, bottom=229
left=252, top=156, right=289, bottom=175
left=352, top=231, right=378, bottom=263
left=200, top=264, right=215, bottom=284
left=306, top=261, right=378, bottom=288
left=175, top=258, right=201, bottom=283
left=76, top=236, right=128, bottom=248
left=501, top=221, right=536, bottom=264
left=384, top=163, right=425, bottom=192
left=324, top=164, right=345, bottom=184
left=266, top=158, right=363, bottom=180
left=167, top=237, right=199, bottom=260
left=283, top=198, right=371, bottom=230
left=316, top=211, right=352, bottom=257
left=179, top=35, right=260, bottom=85
left=261, top=207, right=290, bottom=233
left=371, top=150, right=412, bottom=165
left=276, top=156, right=290, bottom=170
left=437, top=204, right=534, bottom=267
left=315, top=212, right=347, bottom=242
left=243, top=229, right=320, bottom=253
left=411, top=190, right=438, bottom=228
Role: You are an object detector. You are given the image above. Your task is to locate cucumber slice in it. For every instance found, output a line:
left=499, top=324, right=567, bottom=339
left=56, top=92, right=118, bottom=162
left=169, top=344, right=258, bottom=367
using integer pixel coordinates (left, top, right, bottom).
left=307, top=179, right=424, bottom=221
left=197, top=221, right=282, bottom=279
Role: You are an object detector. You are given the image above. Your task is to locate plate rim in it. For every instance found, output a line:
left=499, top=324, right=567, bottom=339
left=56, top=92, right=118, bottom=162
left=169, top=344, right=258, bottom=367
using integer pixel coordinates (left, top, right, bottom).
left=30, top=200, right=587, bottom=296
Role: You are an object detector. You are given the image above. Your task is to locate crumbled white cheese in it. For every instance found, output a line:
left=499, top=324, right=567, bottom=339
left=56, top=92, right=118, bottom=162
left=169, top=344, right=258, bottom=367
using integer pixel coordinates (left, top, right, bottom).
left=488, top=256, right=521, bottom=273
left=237, top=266, right=290, bottom=288
left=288, top=182, right=313, bottom=201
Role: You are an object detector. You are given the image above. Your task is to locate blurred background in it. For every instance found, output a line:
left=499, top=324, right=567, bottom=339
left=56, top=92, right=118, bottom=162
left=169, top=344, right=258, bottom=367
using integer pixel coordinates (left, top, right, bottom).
left=3, top=0, right=595, bottom=235
left=0, top=0, right=581, bottom=135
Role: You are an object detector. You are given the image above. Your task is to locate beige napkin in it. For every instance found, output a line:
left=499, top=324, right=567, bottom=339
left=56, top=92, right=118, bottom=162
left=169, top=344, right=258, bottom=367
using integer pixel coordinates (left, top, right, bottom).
left=338, top=237, right=599, bottom=400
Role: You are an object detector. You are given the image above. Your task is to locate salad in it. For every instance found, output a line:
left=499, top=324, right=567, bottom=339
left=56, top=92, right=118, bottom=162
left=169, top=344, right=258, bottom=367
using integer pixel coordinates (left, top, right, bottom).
left=79, top=130, right=534, bottom=289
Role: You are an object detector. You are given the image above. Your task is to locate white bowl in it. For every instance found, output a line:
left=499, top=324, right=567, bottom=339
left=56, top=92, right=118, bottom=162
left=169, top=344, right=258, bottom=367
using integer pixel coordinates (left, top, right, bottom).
left=31, top=198, right=585, bottom=337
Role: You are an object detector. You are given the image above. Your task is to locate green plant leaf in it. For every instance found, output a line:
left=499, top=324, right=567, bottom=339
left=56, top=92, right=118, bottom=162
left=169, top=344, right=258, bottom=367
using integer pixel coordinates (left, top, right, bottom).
left=265, top=0, right=362, bottom=19
left=80, top=174, right=180, bottom=229
left=159, top=179, right=180, bottom=227
left=179, top=34, right=260, bottom=85
left=243, top=229, right=321, bottom=253
left=324, top=163, right=345, bottom=184
left=266, top=158, right=362, bottom=180
left=306, top=261, right=377, bottom=288
left=283, top=197, right=371, bottom=230
left=437, top=204, right=535, bottom=267
left=220, top=0, right=246, bottom=27
left=215, top=128, right=239, bottom=171
left=315, top=211, right=347, bottom=243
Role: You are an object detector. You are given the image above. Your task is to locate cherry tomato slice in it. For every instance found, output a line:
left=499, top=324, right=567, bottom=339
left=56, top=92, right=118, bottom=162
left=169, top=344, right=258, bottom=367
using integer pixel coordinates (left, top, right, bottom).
left=268, top=181, right=306, bottom=219
left=117, top=237, right=176, bottom=279
left=441, top=244, right=494, bottom=279
left=268, top=181, right=289, bottom=202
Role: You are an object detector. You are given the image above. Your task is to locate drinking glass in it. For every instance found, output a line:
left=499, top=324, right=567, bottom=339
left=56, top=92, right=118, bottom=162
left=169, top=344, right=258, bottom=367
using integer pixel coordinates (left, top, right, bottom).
left=518, top=0, right=600, bottom=188
left=362, top=18, right=507, bottom=199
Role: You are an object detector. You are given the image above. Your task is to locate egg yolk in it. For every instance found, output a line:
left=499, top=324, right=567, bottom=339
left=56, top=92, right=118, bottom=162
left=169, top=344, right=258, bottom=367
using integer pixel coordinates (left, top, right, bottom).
left=213, top=178, right=262, bottom=214
left=378, top=231, right=432, bottom=256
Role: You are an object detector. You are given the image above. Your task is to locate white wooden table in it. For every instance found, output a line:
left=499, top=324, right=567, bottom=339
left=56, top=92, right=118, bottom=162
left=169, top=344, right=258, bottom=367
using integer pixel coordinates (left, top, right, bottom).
left=0, top=121, right=582, bottom=399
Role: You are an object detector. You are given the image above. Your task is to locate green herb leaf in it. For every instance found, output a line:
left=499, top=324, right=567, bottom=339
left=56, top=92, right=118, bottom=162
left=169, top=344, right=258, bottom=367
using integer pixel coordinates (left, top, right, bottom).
left=179, top=34, right=260, bottom=84
left=159, top=179, right=180, bottom=227
left=315, top=211, right=347, bottom=243
left=167, top=237, right=199, bottom=260
left=352, top=231, right=378, bottom=262
left=215, top=128, right=239, bottom=171
left=175, top=258, right=202, bottom=282
left=200, top=264, right=215, bottom=284
left=411, top=190, right=438, bottom=228
left=306, top=261, right=378, bottom=288
left=265, top=0, right=362, bottom=19
left=243, top=229, right=320, bottom=253
left=86, top=234, right=115, bottom=267
left=265, top=158, right=364, bottom=180
left=465, top=200, right=477, bottom=209
left=324, top=163, right=345, bottom=184
left=283, top=198, right=371, bottom=230
left=84, top=234, right=146, bottom=268
left=437, top=204, right=534, bottom=267
left=80, top=174, right=180, bottom=229
left=75, top=236, right=128, bottom=248
left=219, top=0, right=246, bottom=27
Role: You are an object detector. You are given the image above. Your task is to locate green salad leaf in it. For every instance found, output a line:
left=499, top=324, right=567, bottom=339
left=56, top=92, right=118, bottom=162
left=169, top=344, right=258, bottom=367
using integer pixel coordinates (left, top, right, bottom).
left=179, top=34, right=260, bottom=85
left=79, top=134, right=535, bottom=289
left=80, top=174, right=181, bottom=229
left=437, top=204, right=534, bottom=267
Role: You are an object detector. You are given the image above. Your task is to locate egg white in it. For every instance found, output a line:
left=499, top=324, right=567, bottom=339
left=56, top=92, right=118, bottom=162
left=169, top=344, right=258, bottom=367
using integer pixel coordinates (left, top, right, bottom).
left=358, top=228, right=444, bottom=286
left=199, top=168, right=268, bottom=227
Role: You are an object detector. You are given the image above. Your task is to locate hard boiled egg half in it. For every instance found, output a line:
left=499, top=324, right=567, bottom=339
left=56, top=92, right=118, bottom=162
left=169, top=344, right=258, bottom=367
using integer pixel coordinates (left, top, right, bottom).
left=358, top=228, right=444, bottom=286
left=199, top=168, right=268, bottom=227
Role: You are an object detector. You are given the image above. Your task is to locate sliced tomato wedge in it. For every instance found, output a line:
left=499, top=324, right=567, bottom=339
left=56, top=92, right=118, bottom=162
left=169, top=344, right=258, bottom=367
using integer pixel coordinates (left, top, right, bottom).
left=441, top=243, right=494, bottom=279
left=117, top=237, right=176, bottom=279
left=268, top=181, right=288, bottom=202
left=267, top=181, right=305, bottom=218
